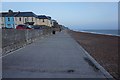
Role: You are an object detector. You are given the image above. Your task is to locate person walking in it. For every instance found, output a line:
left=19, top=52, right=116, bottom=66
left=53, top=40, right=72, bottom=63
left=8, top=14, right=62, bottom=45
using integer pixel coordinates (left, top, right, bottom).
left=52, top=28, right=56, bottom=34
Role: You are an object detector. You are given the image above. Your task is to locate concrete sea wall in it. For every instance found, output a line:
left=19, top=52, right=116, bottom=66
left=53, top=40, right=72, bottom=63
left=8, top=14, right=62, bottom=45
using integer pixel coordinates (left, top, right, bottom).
left=2, top=29, right=52, bottom=56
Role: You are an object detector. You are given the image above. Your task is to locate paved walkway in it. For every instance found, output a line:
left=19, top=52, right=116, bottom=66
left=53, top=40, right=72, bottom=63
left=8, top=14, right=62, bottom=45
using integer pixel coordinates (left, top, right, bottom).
left=3, top=30, right=106, bottom=78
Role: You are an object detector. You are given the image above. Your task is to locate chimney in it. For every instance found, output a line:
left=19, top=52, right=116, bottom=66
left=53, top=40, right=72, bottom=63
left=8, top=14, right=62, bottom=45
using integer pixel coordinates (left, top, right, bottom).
left=8, top=9, right=13, bottom=14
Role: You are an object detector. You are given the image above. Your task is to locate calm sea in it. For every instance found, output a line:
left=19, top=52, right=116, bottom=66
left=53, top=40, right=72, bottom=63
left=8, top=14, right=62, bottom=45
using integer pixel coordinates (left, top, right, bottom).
left=77, top=30, right=120, bottom=36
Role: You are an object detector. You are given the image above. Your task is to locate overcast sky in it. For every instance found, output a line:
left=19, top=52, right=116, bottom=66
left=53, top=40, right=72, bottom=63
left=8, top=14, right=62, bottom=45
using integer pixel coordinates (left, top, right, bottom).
left=2, top=2, right=118, bottom=30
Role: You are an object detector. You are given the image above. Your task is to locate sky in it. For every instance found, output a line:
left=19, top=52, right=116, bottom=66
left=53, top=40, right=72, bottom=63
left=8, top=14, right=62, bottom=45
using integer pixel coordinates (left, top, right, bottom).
left=1, top=2, right=118, bottom=30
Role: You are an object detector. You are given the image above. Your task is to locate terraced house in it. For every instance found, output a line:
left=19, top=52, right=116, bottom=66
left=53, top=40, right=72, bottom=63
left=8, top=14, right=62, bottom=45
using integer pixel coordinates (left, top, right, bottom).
left=0, top=12, right=7, bottom=28
left=37, top=15, right=53, bottom=27
left=14, top=11, right=38, bottom=27
left=0, top=10, right=54, bottom=28
left=0, top=10, right=17, bottom=28
left=5, top=10, right=17, bottom=28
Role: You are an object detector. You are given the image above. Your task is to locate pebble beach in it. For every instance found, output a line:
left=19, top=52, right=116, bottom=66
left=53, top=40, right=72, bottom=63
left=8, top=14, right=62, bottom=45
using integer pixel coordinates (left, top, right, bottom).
left=68, top=30, right=119, bottom=80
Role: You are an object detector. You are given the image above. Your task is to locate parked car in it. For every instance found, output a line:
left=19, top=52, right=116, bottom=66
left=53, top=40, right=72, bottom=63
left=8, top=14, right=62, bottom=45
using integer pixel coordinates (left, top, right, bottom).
left=2, top=27, right=14, bottom=29
left=16, top=25, right=31, bottom=29
left=28, top=25, right=34, bottom=29
left=32, top=25, right=41, bottom=29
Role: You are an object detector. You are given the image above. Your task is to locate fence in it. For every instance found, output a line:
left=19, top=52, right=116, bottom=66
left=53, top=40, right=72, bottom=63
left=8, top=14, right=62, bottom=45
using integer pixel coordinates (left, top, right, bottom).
left=2, top=28, right=52, bottom=56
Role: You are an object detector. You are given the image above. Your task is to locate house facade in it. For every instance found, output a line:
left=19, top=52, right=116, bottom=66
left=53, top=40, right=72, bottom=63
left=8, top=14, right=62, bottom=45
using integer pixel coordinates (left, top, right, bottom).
left=37, top=15, right=52, bottom=27
left=14, top=12, right=38, bottom=27
left=52, top=20, right=59, bottom=28
left=47, top=16, right=52, bottom=27
left=5, top=17, right=15, bottom=28
left=0, top=10, right=56, bottom=28
left=0, top=12, right=8, bottom=28
left=5, top=10, right=16, bottom=28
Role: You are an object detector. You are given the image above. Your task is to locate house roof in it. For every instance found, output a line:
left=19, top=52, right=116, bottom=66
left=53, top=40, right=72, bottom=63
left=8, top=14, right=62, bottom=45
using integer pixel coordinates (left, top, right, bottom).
left=0, top=12, right=38, bottom=18
left=47, top=16, right=51, bottom=20
left=0, top=12, right=8, bottom=17
left=0, top=12, right=17, bottom=17
left=15, top=12, right=38, bottom=17
left=0, top=10, right=50, bottom=20
left=52, top=20, right=57, bottom=22
left=1, top=10, right=17, bottom=17
left=37, top=15, right=48, bottom=19
left=5, top=12, right=17, bottom=17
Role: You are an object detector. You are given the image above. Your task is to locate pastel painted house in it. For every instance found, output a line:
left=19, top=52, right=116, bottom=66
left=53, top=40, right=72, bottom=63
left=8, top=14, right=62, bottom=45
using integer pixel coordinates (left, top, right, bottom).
left=5, top=10, right=17, bottom=28
left=52, top=20, right=59, bottom=28
left=0, top=10, right=54, bottom=28
left=0, top=12, right=8, bottom=28
left=37, top=15, right=52, bottom=27
left=47, top=16, right=53, bottom=27
left=14, top=12, right=38, bottom=27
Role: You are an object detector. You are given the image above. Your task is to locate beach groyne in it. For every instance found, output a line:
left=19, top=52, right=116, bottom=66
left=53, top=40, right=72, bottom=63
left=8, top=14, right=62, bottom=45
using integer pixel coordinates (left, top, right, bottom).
left=68, top=30, right=119, bottom=80
left=2, top=28, right=52, bottom=56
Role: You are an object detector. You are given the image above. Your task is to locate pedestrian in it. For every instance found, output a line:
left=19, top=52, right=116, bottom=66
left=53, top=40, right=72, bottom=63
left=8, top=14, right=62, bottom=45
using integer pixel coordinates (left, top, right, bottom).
left=59, top=28, right=61, bottom=32
left=52, top=29, right=56, bottom=34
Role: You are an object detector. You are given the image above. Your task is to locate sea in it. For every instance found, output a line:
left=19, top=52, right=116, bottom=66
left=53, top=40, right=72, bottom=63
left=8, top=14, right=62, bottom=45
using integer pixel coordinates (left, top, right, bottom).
left=73, top=29, right=120, bottom=36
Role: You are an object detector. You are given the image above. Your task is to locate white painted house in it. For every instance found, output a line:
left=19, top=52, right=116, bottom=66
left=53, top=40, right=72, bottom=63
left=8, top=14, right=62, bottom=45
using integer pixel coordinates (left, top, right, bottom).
left=14, top=12, right=38, bottom=27
left=37, top=15, right=52, bottom=27
left=0, top=12, right=8, bottom=28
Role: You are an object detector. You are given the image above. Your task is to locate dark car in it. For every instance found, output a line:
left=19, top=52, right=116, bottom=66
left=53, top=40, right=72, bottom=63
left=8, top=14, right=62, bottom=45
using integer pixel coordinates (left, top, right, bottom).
left=16, top=25, right=31, bottom=29
left=32, top=25, right=41, bottom=29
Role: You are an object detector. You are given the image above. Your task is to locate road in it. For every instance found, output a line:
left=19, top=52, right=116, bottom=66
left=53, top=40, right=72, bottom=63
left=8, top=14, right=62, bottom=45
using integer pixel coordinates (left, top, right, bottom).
left=3, top=30, right=107, bottom=78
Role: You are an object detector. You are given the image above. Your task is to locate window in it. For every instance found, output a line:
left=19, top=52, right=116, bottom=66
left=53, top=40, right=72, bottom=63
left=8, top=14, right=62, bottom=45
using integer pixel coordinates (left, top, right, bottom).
left=13, top=24, right=14, bottom=28
left=15, top=17, right=17, bottom=21
left=27, top=17, right=28, bottom=21
left=32, top=17, right=33, bottom=21
left=25, top=18, right=27, bottom=22
left=43, top=19, right=44, bottom=22
left=1, top=17, right=3, bottom=21
left=1, top=24, right=4, bottom=26
left=7, top=24, right=11, bottom=26
left=19, top=17, right=21, bottom=21
left=8, top=18, right=10, bottom=21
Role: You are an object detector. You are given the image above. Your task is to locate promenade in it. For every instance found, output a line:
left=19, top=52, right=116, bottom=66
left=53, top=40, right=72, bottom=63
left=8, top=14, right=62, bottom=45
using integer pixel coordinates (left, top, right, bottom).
left=3, top=30, right=108, bottom=78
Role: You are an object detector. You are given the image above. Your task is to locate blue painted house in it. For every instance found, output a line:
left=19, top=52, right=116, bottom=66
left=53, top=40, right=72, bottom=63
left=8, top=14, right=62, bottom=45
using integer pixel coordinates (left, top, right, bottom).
left=5, top=10, right=16, bottom=28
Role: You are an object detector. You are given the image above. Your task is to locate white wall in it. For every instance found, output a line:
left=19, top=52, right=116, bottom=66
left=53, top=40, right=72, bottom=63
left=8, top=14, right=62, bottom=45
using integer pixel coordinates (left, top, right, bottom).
left=0, top=17, right=5, bottom=28
left=14, top=17, right=37, bottom=27
left=37, top=19, right=52, bottom=27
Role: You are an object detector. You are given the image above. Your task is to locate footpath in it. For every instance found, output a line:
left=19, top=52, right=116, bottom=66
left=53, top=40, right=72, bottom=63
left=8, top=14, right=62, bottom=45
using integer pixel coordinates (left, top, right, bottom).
left=2, top=30, right=112, bottom=79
